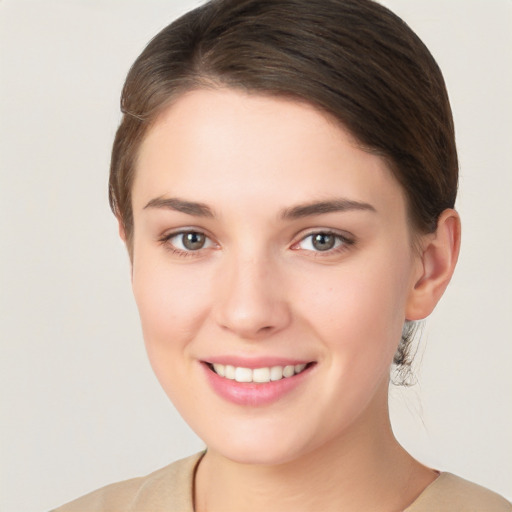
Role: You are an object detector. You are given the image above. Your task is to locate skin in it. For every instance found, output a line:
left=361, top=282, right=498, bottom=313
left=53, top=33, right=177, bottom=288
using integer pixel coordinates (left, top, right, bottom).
left=125, top=88, right=460, bottom=512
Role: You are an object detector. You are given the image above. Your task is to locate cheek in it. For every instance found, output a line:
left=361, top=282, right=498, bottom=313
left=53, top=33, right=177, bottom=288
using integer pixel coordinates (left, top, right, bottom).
left=296, top=249, right=412, bottom=365
left=288, top=251, right=413, bottom=432
left=131, top=253, right=212, bottom=360
left=131, top=256, right=215, bottom=410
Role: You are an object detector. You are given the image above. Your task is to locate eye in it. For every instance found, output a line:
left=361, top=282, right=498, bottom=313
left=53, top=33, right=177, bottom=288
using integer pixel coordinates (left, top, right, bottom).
left=295, top=231, right=353, bottom=253
left=165, top=231, right=215, bottom=252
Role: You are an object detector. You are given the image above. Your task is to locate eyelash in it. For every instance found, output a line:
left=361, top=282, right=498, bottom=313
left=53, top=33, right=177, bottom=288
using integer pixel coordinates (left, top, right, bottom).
left=292, top=230, right=355, bottom=257
left=158, top=230, right=217, bottom=258
left=158, top=229, right=355, bottom=258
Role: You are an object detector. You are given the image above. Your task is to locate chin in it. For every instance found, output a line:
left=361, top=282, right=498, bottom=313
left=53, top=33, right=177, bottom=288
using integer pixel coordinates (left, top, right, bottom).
left=203, top=426, right=315, bottom=467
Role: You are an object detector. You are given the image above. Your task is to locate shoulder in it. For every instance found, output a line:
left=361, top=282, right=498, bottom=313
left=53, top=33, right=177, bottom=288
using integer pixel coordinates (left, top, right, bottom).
left=51, top=452, right=203, bottom=512
left=407, top=472, right=512, bottom=512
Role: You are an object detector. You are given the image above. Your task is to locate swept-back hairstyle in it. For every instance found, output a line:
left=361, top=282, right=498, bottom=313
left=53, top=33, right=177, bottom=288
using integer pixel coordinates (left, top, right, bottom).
left=109, top=0, right=458, bottom=375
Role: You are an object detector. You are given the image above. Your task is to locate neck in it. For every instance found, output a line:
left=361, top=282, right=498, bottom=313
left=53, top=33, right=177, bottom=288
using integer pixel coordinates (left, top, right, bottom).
left=194, top=385, right=437, bottom=512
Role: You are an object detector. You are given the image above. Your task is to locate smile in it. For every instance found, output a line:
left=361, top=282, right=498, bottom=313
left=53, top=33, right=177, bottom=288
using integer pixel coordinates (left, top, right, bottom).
left=208, top=363, right=309, bottom=383
left=202, top=359, right=316, bottom=406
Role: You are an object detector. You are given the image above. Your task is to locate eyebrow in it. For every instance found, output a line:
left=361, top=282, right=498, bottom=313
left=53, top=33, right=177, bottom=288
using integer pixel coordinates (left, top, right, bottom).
left=281, top=198, right=376, bottom=219
left=144, top=196, right=214, bottom=217
left=143, top=196, right=376, bottom=219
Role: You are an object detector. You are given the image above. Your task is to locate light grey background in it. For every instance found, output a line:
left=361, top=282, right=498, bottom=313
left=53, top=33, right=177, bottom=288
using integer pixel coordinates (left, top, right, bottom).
left=0, top=1, right=511, bottom=511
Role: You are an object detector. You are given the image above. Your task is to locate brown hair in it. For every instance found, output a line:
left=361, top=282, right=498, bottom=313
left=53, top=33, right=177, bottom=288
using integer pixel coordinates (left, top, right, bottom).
left=109, top=0, right=458, bottom=375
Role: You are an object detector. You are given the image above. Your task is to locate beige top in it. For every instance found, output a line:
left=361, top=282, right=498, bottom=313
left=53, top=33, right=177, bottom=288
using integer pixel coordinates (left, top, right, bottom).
left=52, top=452, right=511, bottom=512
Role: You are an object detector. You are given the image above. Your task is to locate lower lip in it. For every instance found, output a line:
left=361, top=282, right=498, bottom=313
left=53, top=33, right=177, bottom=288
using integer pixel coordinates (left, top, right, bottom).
left=202, top=363, right=314, bottom=406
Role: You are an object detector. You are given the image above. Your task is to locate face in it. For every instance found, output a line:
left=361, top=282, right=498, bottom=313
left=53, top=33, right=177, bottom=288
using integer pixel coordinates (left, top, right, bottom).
left=130, top=88, right=423, bottom=465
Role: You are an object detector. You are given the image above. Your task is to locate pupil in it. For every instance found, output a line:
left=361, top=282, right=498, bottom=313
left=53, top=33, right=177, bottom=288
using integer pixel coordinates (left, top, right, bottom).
left=183, top=232, right=205, bottom=250
left=313, top=233, right=335, bottom=251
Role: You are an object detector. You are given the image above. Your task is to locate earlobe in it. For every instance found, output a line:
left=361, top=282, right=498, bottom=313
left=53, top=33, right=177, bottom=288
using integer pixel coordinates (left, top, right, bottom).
left=406, top=209, right=461, bottom=321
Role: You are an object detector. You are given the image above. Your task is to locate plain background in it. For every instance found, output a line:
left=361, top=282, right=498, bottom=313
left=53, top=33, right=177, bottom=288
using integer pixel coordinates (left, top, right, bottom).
left=0, top=1, right=511, bottom=510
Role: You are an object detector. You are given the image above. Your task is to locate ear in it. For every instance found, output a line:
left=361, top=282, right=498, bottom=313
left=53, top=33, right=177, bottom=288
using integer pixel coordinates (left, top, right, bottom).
left=117, top=216, right=127, bottom=243
left=116, top=217, right=134, bottom=278
left=406, top=209, right=461, bottom=321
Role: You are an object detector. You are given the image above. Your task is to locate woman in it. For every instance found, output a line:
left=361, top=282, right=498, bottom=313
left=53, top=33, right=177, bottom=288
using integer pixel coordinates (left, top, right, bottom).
left=53, top=0, right=511, bottom=510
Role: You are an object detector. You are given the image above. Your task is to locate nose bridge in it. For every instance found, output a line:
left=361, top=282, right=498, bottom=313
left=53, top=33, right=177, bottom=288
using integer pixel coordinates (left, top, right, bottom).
left=214, top=245, right=290, bottom=339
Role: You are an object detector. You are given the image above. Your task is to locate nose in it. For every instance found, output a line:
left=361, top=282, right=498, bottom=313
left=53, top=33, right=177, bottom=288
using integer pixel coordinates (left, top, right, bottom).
left=213, top=252, right=291, bottom=340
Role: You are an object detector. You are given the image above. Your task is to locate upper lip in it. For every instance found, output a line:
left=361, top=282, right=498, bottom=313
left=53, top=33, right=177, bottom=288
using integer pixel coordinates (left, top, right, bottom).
left=202, top=356, right=315, bottom=369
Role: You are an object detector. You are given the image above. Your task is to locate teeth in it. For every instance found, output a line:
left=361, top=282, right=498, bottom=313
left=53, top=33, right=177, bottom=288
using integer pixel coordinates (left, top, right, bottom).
left=283, top=365, right=295, bottom=378
left=253, top=367, right=270, bottom=383
left=235, top=367, right=252, bottom=383
left=212, top=363, right=225, bottom=377
left=225, top=365, right=236, bottom=380
left=270, top=366, right=283, bottom=381
left=210, top=363, right=309, bottom=383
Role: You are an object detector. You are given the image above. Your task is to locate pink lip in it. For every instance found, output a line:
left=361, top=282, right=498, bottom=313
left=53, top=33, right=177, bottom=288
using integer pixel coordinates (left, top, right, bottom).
left=201, top=361, right=315, bottom=407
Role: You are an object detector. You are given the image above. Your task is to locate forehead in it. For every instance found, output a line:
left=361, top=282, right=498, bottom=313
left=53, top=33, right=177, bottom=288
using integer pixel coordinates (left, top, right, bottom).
left=133, top=88, right=405, bottom=218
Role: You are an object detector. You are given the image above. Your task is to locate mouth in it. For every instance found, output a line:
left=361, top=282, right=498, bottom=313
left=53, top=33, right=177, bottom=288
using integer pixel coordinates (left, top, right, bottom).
left=201, top=357, right=317, bottom=406
left=205, top=362, right=314, bottom=383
